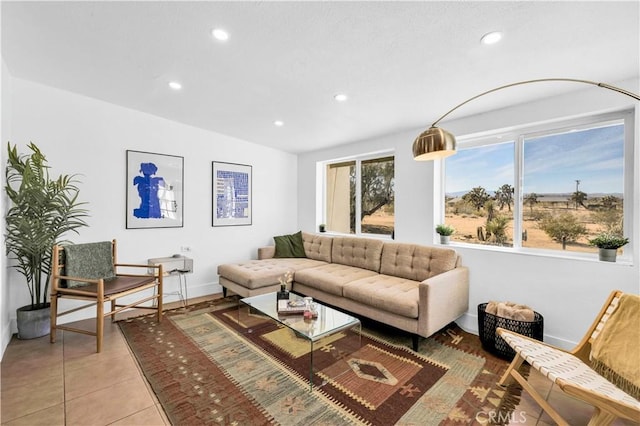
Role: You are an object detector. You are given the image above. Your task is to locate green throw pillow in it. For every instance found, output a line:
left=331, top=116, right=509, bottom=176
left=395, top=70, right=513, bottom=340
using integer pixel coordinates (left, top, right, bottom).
left=273, top=231, right=306, bottom=258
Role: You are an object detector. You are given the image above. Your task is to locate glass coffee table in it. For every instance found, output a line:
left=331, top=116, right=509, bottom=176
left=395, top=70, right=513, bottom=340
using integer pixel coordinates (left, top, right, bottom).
left=239, top=292, right=361, bottom=390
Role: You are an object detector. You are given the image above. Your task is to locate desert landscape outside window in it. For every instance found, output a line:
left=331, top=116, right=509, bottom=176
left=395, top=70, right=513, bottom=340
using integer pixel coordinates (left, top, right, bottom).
left=325, top=154, right=395, bottom=236
left=445, top=113, right=629, bottom=257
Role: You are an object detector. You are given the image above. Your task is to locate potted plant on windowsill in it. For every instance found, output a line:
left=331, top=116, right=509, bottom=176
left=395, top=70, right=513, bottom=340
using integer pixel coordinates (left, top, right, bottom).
left=436, top=224, right=455, bottom=244
left=588, top=233, right=629, bottom=262
left=4, top=142, right=89, bottom=339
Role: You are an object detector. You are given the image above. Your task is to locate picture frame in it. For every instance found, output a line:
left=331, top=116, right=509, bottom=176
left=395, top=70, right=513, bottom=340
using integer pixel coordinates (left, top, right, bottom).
left=126, top=150, right=184, bottom=229
left=212, top=161, right=252, bottom=226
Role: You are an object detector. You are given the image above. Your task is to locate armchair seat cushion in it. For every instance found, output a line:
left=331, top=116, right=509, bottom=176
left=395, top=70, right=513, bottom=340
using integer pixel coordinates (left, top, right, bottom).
left=59, top=276, right=156, bottom=296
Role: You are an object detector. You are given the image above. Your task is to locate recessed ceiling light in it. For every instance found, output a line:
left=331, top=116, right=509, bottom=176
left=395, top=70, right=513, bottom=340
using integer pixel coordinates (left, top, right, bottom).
left=168, top=81, right=182, bottom=90
left=212, top=28, right=229, bottom=41
left=334, top=93, right=348, bottom=102
left=481, top=31, right=503, bottom=45
left=274, top=120, right=284, bottom=127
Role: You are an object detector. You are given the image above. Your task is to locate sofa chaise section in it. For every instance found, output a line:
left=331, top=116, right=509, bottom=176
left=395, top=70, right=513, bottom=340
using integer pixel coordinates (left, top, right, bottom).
left=217, top=232, right=333, bottom=298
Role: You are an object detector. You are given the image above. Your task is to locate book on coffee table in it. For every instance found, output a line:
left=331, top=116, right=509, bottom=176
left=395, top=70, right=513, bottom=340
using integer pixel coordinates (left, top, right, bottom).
left=277, top=299, right=306, bottom=315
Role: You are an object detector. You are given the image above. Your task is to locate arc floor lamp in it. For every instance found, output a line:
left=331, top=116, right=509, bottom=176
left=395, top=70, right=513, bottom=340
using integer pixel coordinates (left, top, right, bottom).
left=412, top=78, right=640, bottom=161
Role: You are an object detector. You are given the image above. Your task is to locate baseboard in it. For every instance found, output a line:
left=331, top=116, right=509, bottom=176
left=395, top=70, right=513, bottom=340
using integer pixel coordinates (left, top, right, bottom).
left=0, top=321, right=13, bottom=361
left=454, top=311, right=577, bottom=351
left=161, top=282, right=222, bottom=305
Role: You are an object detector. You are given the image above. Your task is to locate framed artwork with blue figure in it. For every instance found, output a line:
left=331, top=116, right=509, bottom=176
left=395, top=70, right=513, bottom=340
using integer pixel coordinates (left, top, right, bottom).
left=126, top=150, right=184, bottom=229
left=212, top=161, right=252, bottom=226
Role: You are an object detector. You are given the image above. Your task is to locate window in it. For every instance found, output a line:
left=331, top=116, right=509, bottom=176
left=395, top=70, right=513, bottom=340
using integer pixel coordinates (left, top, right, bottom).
left=325, top=154, right=395, bottom=236
left=445, top=111, right=632, bottom=258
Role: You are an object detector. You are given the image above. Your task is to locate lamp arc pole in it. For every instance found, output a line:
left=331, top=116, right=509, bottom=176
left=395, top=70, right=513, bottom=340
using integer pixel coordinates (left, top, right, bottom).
left=413, top=78, right=640, bottom=161
left=431, top=78, right=640, bottom=128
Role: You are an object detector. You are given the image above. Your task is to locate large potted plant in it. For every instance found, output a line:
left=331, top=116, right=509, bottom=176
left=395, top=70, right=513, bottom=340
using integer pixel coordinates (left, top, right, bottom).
left=588, top=233, right=629, bottom=262
left=4, top=142, right=89, bottom=339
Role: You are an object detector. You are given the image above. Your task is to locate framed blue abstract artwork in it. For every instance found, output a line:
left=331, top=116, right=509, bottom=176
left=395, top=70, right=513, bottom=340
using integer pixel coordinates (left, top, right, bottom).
left=126, top=150, right=184, bottom=229
left=212, top=161, right=252, bottom=226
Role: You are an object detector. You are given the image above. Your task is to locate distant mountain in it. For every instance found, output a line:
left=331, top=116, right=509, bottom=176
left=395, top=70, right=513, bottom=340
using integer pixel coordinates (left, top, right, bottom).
left=445, top=191, right=623, bottom=199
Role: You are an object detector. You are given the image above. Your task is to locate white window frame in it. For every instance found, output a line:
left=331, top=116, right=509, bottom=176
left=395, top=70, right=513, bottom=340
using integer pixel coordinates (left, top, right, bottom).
left=442, top=109, right=635, bottom=262
left=321, top=150, right=395, bottom=237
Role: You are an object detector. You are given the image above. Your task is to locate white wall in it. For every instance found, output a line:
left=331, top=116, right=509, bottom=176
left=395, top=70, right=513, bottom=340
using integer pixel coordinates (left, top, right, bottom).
left=298, top=78, right=640, bottom=349
left=4, top=77, right=298, bottom=346
left=1, top=58, right=13, bottom=357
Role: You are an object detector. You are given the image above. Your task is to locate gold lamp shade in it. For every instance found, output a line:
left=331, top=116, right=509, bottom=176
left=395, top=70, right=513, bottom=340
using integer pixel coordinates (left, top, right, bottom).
left=412, top=126, right=456, bottom=161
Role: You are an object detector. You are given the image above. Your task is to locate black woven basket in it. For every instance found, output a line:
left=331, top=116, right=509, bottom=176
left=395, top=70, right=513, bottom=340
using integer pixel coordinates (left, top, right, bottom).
left=478, top=303, right=544, bottom=360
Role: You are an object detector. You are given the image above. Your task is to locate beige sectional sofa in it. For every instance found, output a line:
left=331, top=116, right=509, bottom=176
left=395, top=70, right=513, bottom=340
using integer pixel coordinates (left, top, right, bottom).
left=217, top=232, right=469, bottom=350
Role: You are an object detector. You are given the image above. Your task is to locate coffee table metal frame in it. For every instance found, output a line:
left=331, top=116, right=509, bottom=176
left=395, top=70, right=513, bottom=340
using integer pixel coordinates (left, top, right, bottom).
left=239, top=291, right=361, bottom=390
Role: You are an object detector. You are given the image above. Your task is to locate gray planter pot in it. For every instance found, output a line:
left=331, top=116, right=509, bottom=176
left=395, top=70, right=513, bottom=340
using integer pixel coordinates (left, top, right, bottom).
left=16, top=304, right=50, bottom=339
left=598, top=248, right=618, bottom=262
left=440, top=235, right=450, bottom=244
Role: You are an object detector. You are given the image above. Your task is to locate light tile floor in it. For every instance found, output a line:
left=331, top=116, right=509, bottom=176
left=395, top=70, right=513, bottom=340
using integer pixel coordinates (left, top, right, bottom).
left=1, top=296, right=637, bottom=425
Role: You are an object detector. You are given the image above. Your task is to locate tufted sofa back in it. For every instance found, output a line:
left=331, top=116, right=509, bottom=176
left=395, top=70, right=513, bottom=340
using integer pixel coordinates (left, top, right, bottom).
left=302, top=232, right=333, bottom=262
left=380, top=242, right=458, bottom=281
left=331, top=236, right=384, bottom=272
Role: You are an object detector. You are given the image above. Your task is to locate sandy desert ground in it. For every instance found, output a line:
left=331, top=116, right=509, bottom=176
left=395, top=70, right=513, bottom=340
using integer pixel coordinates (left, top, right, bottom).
left=362, top=204, right=618, bottom=255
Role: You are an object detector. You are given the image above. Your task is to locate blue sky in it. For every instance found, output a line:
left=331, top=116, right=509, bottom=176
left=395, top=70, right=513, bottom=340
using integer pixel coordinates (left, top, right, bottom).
left=445, top=123, right=624, bottom=195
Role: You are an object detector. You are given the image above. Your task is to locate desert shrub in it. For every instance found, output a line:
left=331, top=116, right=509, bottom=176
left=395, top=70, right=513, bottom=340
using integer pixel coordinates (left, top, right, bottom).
left=451, top=200, right=476, bottom=216
left=590, top=209, right=623, bottom=235
left=539, top=212, right=587, bottom=250
left=486, top=216, right=510, bottom=245
left=530, top=210, right=550, bottom=222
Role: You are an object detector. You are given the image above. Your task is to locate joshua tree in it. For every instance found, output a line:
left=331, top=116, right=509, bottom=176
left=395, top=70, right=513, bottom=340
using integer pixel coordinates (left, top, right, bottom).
left=349, top=157, right=394, bottom=234
left=524, top=193, right=539, bottom=214
left=484, top=199, right=496, bottom=223
left=463, top=186, right=491, bottom=211
left=570, top=190, right=588, bottom=210
left=600, top=195, right=620, bottom=210
left=495, top=184, right=514, bottom=211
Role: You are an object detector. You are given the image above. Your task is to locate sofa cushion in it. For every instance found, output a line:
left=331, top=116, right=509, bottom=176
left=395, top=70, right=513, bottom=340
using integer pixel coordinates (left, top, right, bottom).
left=302, top=232, right=333, bottom=262
left=380, top=243, right=457, bottom=281
left=218, top=258, right=326, bottom=290
left=343, top=274, right=420, bottom=318
left=274, top=231, right=306, bottom=258
left=293, top=263, right=378, bottom=297
left=331, top=237, right=384, bottom=272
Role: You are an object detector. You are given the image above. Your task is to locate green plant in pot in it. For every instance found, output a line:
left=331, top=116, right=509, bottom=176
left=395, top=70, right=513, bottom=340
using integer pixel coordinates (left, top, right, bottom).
left=435, top=224, right=455, bottom=244
left=588, top=233, right=629, bottom=262
left=4, top=142, right=89, bottom=339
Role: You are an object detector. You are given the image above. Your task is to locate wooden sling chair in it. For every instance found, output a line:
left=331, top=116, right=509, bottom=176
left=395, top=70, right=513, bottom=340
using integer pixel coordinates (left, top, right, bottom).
left=498, top=290, right=640, bottom=425
left=50, top=239, right=163, bottom=353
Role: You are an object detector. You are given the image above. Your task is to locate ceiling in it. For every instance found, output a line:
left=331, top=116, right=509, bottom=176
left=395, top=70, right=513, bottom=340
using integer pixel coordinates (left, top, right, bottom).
left=2, top=1, right=639, bottom=154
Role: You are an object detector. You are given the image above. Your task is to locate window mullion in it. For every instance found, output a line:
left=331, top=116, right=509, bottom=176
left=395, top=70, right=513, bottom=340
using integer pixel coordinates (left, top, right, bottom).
left=513, top=136, right=524, bottom=248
left=355, top=159, right=362, bottom=234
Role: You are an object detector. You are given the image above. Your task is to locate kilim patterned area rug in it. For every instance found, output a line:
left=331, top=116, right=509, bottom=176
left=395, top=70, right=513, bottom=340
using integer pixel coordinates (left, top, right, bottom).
left=119, top=298, right=524, bottom=425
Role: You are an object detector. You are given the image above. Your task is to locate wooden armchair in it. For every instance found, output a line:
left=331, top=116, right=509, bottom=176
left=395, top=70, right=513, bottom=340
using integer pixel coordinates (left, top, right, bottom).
left=50, top=239, right=163, bottom=352
left=498, top=290, right=640, bottom=425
